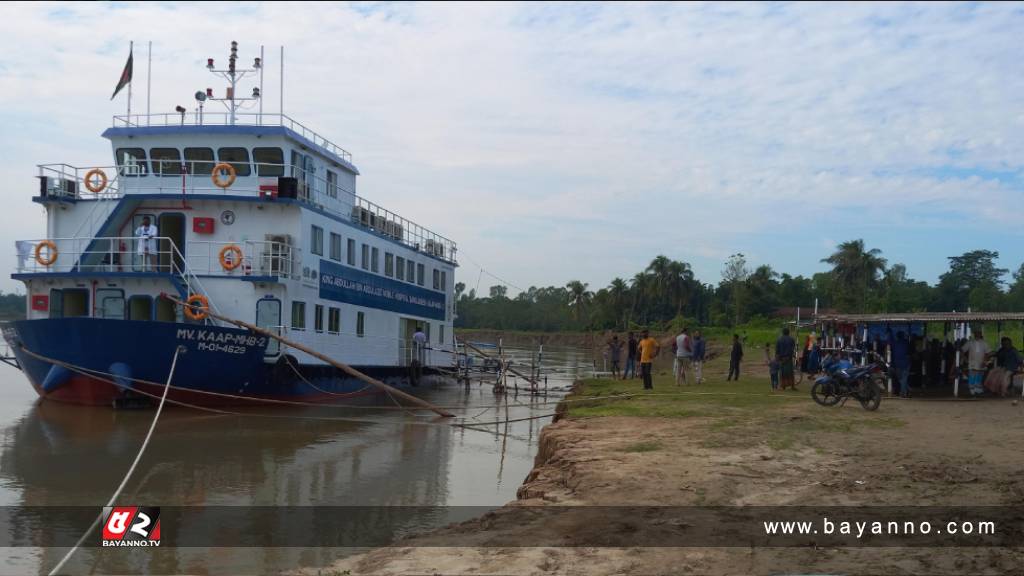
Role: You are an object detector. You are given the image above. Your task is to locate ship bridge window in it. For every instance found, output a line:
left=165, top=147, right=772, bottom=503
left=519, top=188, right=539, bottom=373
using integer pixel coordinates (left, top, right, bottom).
left=253, top=147, right=284, bottom=176
left=184, top=147, right=215, bottom=175
left=217, top=147, right=252, bottom=176
left=150, top=148, right=182, bottom=176
left=116, top=148, right=148, bottom=177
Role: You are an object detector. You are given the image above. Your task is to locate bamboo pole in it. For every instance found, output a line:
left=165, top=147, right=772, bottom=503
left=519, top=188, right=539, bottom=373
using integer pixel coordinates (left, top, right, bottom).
left=164, top=295, right=454, bottom=417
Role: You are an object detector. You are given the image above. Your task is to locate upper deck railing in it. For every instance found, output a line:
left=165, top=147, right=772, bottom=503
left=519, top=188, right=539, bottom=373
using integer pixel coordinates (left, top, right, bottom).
left=111, top=112, right=353, bottom=164
left=35, top=161, right=458, bottom=265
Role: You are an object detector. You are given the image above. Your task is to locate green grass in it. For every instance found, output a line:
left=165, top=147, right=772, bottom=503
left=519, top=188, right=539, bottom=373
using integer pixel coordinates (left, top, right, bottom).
left=566, top=340, right=904, bottom=451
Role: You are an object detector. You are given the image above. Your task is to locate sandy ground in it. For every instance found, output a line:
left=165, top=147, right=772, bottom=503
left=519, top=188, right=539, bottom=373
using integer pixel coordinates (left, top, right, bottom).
left=298, top=394, right=1024, bottom=575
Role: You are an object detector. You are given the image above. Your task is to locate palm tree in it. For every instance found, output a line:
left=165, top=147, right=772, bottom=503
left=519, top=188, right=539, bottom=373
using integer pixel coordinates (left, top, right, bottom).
left=667, top=260, right=695, bottom=317
left=608, top=277, right=629, bottom=329
left=822, top=239, right=887, bottom=312
left=630, top=272, right=651, bottom=325
left=566, top=280, right=593, bottom=323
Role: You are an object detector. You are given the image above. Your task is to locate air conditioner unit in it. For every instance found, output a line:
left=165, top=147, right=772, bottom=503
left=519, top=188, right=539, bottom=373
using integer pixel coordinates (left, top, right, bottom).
left=425, top=239, right=437, bottom=255
left=392, top=223, right=404, bottom=241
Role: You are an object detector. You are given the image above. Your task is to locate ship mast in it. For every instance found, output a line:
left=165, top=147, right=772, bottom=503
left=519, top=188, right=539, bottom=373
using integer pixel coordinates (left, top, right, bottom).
left=202, top=41, right=261, bottom=125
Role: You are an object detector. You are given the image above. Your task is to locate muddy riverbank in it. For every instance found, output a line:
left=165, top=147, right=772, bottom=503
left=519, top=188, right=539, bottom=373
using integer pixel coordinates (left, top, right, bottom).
left=302, top=370, right=1024, bottom=575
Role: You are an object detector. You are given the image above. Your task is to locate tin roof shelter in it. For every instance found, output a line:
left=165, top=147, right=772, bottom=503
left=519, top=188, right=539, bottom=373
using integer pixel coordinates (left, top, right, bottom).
left=810, top=312, right=1024, bottom=398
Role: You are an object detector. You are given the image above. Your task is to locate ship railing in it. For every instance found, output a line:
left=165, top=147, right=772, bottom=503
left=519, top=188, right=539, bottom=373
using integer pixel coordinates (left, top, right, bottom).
left=13, top=236, right=221, bottom=317
left=34, top=161, right=458, bottom=264
left=185, top=240, right=302, bottom=280
left=111, top=112, right=354, bottom=164
left=280, top=329, right=454, bottom=368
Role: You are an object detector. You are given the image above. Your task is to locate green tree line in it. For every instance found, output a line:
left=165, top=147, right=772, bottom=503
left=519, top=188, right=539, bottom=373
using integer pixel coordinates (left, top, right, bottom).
left=456, top=240, right=1024, bottom=331
left=0, top=292, right=24, bottom=320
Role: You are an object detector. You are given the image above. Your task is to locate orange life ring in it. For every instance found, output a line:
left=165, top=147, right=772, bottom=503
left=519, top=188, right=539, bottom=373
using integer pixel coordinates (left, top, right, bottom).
left=34, top=240, right=58, bottom=267
left=219, top=244, right=244, bottom=271
left=83, top=168, right=108, bottom=193
left=211, top=163, right=237, bottom=189
left=184, top=294, right=209, bottom=321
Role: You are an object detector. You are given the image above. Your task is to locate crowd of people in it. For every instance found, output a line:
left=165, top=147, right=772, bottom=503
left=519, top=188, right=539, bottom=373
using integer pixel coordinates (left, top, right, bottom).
left=603, top=325, right=1023, bottom=398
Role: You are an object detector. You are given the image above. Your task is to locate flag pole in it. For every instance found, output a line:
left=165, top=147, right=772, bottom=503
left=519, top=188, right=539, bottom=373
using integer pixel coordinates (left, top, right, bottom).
left=146, top=40, right=152, bottom=125
left=127, top=41, right=133, bottom=121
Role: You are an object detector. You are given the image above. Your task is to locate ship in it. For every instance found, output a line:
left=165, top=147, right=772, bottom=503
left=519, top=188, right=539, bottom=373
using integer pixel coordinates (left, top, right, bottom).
left=1, top=42, right=458, bottom=407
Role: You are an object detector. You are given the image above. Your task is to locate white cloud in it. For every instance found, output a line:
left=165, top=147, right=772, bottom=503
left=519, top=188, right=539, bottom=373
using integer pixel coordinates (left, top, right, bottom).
left=0, top=1, right=1022, bottom=294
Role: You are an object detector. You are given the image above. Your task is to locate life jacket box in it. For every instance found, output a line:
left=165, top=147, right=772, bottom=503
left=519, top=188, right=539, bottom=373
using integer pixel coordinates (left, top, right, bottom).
left=277, top=177, right=298, bottom=199
left=259, top=177, right=279, bottom=199
left=193, top=217, right=215, bottom=235
left=31, top=294, right=49, bottom=311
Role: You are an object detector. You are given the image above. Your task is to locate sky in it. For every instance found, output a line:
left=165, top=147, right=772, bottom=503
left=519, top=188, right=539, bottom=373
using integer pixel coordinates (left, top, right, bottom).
left=1, top=1, right=1023, bottom=296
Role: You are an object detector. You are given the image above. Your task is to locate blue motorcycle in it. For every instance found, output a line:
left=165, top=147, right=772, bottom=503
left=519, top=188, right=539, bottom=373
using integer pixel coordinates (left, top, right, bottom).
left=810, top=350, right=885, bottom=411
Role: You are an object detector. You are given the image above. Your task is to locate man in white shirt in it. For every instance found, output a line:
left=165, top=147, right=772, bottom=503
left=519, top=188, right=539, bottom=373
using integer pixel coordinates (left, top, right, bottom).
left=674, top=327, right=692, bottom=386
left=961, top=329, right=991, bottom=396
left=410, top=326, right=428, bottom=385
left=135, top=216, right=159, bottom=272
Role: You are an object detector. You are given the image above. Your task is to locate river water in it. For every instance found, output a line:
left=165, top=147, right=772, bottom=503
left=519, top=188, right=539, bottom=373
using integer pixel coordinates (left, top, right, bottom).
left=0, top=342, right=594, bottom=575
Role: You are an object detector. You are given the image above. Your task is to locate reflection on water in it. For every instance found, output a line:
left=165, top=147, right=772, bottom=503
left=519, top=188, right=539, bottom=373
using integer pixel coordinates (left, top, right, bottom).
left=0, top=343, right=592, bottom=575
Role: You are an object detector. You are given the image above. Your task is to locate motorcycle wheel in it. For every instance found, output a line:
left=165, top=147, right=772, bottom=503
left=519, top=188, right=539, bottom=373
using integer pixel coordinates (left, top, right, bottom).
left=859, top=381, right=882, bottom=411
left=812, top=380, right=841, bottom=406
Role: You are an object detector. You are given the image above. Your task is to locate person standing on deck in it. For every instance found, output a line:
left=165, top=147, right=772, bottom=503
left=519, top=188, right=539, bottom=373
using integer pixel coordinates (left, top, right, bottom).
left=135, top=216, right=158, bottom=272
left=726, top=333, right=743, bottom=381
left=638, top=329, right=660, bottom=390
left=776, top=327, right=797, bottom=391
left=961, top=329, right=990, bottom=397
left=891, top=331, right=911, bottom=398
left=692, top=330, right=707, bottom=384
left=608, top=335, right=623, bottom=379
left=411, top=325, right=428, bottom=385
left=623, top=332, right=638, bottom=380
left=674, top=327, right=692, bottom=386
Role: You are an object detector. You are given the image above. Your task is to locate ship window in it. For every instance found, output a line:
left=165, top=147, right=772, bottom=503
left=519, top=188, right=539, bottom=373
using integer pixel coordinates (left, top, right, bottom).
left=96, top=288, right=125, bottom=320
left=396, top=256, right=405, bottom=280
left=407, top=260, right=415, bottom=284
left=356, top=311, right=365, bottom=337
left=311, top=225, right=324, bottom=256
left=253, top=147, right=284, bottom=176
left=384, top=252, right=394, bottom=277
left=150, top=148, right=182, bottom=176
left=61, top=289, right=89, bottom=318
left=314, top=304, right=324, bottom=333
left=441, top=270, right=447, bottom=292
left=116, top=148, right=148, bottom=177
left=128, top=295, right=153, bottom=321
left=328, top=307, right=340, bottom=334
left=184, top=147, right=215, bottom=175
left=49, top=289, right=63, bottom=318
left=155, top=297, right=177, bottom=322
left=439, top=324, right=445, bottom=345
left=371, top=247, right=379, bottom=273
left=361, top=244, right=369, bottom=271
left=417, top=263, right=425, bottom=286
left=326, top=170, right=338, bottom=199
left=433, top=269, right=440, bottom=290
left=291, top=301, right=306, bottom=330
left=217, top=147, right=252, bottom=176
left=346, top=238, right=355, bottom=266
left=329, top=233, right=342, bottom=261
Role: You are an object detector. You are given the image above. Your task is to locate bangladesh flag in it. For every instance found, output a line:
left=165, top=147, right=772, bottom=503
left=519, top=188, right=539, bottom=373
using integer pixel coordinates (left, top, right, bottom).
left=111, top=48, right=133, bottom=100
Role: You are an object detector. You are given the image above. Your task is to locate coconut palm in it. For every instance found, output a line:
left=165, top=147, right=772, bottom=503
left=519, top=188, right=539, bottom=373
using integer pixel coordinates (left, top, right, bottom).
left=608, top=277, right=629, bottom=329
left=566, top=280, right=593, bottom=323
left=822, top=239, right=887, bottom=312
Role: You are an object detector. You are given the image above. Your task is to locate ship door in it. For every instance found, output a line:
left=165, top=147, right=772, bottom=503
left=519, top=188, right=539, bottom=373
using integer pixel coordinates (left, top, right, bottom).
left=157, top=213, right=186, bottom=273
left=256, top=298, right=282, bottom=357
left=400, top=317, right=420, bottom=366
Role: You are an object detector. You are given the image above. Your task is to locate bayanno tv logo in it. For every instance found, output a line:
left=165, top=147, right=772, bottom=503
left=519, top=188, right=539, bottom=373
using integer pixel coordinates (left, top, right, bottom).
left=101, top=506, right=161, bottom=547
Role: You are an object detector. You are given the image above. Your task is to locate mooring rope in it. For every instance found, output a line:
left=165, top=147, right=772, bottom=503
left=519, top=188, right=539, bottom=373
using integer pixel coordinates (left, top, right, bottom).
left=46, top=345, right=185, bottom=576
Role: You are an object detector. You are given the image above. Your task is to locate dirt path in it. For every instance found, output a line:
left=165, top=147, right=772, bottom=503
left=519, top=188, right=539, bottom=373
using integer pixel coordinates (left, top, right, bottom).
left=299, top=395, right=1024, bottom=575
